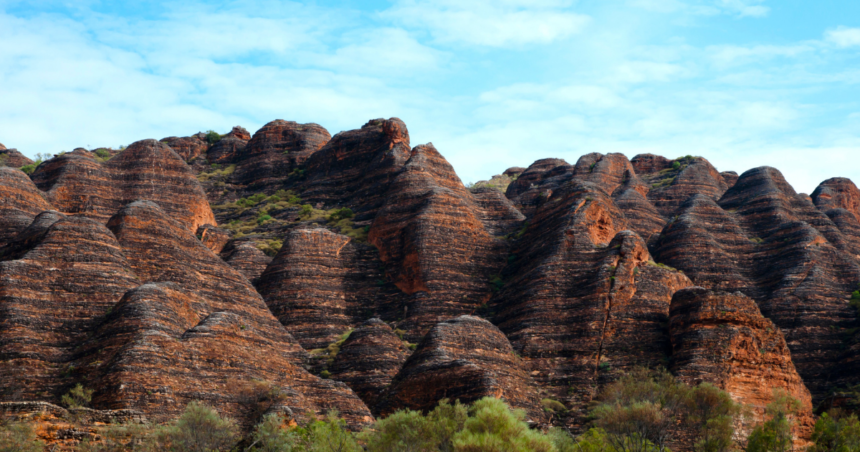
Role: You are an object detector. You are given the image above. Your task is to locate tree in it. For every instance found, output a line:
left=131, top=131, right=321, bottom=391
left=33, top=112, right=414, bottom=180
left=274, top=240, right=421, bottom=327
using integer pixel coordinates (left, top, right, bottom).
left=304, top=411, right=361, bottom=452
left=0, top=422, right=45, bottom=452
left=62, top=383, right=93, bottom=408
left=549, top=428, right=612, bottom=452
left=746, top=389, right=802, bottom=452
left=452, top=397, right=555, bottom=452
left=248, top=413, right=303, bottom=452
left=152, top=401, right=239, bottom=452
left=685, top=383, right=738, bottom=452
left=808, top=410, right=860, bottom=452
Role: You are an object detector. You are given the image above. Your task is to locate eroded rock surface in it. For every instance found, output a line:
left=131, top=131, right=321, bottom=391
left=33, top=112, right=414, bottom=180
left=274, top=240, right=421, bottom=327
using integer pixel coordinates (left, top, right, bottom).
left=669, top=287, right=814, bottom=442
left=380, top=316, right=546, bottom=423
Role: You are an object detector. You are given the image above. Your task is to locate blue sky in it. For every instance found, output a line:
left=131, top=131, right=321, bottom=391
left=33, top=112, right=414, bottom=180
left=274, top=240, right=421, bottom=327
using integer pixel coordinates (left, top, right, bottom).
left=1, top=0, right=859, bottom=193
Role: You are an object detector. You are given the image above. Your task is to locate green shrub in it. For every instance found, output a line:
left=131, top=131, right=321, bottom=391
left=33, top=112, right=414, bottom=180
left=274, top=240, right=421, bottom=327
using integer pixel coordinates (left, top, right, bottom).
left=61, top=383, right=93, bottom=408
left=0, top=422, right=45, bottom=452
left=541, top=398, right=567, bottom=414
left=745, top=389, right=802, bottom=452
left=204, top=130, right=222, bottom=145
left=329, top=208, right=354, bottom=222
left=453, top=397, right=555, bottom=452
left=249, top=413, right=304, bottom=452
left=808, top=410, right=860, bottom=452
left=151, top=401, right=239, bottom=452
left=299, top=204, right=314, bottom=218
left=549, top=427, right=612, bottom=452
left=94, top=148, right=112, bottom=161
left=257, top=214, right=273, bottom=225
left=304, top=411, right=362, bottom=452
left=19, top=159, right=41, bottom=175
left=672, top=161, right=681, bottom=170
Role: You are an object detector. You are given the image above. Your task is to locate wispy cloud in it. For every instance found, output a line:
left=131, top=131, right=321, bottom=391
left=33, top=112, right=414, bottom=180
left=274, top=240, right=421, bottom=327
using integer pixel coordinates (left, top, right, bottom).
left=825, top=26, right=860, bottom=48
left=383, top=0, right=591, bottom=47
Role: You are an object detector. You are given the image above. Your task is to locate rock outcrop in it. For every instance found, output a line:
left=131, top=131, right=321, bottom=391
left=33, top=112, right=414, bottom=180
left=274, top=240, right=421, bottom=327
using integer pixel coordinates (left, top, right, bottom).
left=31, top=139, right=216, bottom=232
left=380, top=316, right=546, bottom=423
left=220, top=241, right=273, bottom=285
left=0, top=167, right=54, bottom=247
left=160, top=134, right=208, bottom=162
left=329, top=319, right=411, bottom=413
left=669, top=287, right=814, bottom=442
left=0, top=148, right=34, bottom=167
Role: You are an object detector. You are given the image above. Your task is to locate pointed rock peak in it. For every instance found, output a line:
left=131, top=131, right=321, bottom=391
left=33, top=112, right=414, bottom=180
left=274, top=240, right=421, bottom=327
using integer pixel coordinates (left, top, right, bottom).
left=0, top=142, right=5, bottom=150
left=225, top=125, right=251, bottom=141
left=721, top=166, right=798, bottom=207
left=812, top=177, right=860, bottom=222
left=405, top=143, right=465, bottom=191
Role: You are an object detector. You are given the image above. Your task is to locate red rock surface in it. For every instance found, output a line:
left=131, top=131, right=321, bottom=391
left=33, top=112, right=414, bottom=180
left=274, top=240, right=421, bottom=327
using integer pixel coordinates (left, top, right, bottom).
left=369, top=143, right=509, bottom=339
left=379, top=315, right=546, bottom=423
left=160, top=134, right=208, bottom=162
left=812, top=177, right=860, bottom=222
left=329, top=319, right=411, bottom=413
left=86, top=201, right=372, bottom=424
left=0, top=167, right=54, bottom=247
left=31, top=139, right=216, bottom=232
left=669, top=287, right=814, bottom=442
left=220, top=240, right=273, bottom=285
left=196, top=224, right=230, bottom=254
left=0, top=148, right=35, bottom=167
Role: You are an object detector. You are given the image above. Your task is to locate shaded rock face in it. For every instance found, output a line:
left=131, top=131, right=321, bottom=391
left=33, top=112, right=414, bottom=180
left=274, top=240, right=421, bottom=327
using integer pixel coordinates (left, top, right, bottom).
left=0, top=148, right=34, bottom=167
left=257, top=228, right=384, bottom=349
left=220, top=241, right=273, bottom=285
left=492, top=181, right=692, bottom=425
left=196, top=224, right=230, bottom=254
left=301, top=118, right=411, bottom=218
left=0, top=214, right=140, bottom=401
left=233, top=120, right=331, bottom=192
left=669, top=287, right=814, bottom=442
left=369, top=144, right=510, bottom=339
left=812, top=177, right=860, bottom=222
left=161, top=135, right=208, bottom=162
left=329, top=319, right=411, bottom=413
left=653, top=166, right=860, bottom=401
left=380, top=316, right=546, bottom=423
left=0, top=168, right=54, bottom=247
left=31, top=139, right=216, bottom=232
left=88, top=201, right=372, bottom=425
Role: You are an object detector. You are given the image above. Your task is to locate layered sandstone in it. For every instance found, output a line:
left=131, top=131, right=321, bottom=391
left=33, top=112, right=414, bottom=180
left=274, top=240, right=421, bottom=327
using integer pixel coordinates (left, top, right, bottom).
left=161, top=134, right=208, bottom=162
left=380, top=316, right=546, bottom=423
left=31, top=139, right=216, bottom=232
left=0, top=167, right=54, bottom=246
left=329, top=319, right=411, bottom=412
left=669, top=287, right=814, bottom=441
left=0, top=148, right=34, bottom=167
left=220, top=240, right=273, bottom=285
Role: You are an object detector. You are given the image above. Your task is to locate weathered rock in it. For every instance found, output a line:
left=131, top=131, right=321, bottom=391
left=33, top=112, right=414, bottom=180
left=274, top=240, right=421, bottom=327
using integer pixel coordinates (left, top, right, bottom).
left=220, top=240, right=273, bottom=285
left=329, top=319, right=411, bottom=412
left=669, top=287, right=814, bottom=442
left=77, top=201, right=374, bottom=425
left=196, top=224, right=230, bottom=254
left=653, top=167, right=860, bottom=402
left=207, top=127, right=251, bottom=165
left=0, top=215, right=140, bottom=402
left=0, top=148, right=34, bottom=167
left=492, top=181, right=691, bottom=426
left=631, top=154, right=672, bottom=174
left=643, top=157, right=729, bottom=218
left=380, top=316, right=546, bottom=423
left=369, top=144, right=509, bottom=339
left=505, top=158, right=572, bottom=219
left=301, top=118, right=411, bottom=219
left=812, top=178, right=860, bottom=222
left=0, top=167, right=53, bottom=247
left=233, top=120, right=331, bottom=192
left=160, top=135, right=209, bottom=162
left=31, top=139, right=216, bottom=232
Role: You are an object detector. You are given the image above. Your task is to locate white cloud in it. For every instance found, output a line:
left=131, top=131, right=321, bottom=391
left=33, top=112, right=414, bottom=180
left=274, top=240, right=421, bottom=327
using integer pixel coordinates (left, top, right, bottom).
left=825, top=26, right=860, bottom=48
left=716, top=0, right=769, bottom=17
left=383, top=0, right=591, bottom=47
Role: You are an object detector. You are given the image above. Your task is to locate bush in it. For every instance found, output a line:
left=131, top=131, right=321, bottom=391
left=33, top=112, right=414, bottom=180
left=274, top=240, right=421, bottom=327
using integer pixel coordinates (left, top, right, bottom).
left=151, top=401, right=239, bottom=452
left=249, top=413, right=303, bottom=452
left=745, top=389, right=802, bottom=452
left=0, top=422, right=45, bottom=452
left=233, top=379, right=286, bottom=426
left=329, top=208, right=354, bottom=222
left=61, top=383, right=93, bottom=408
left=672, top=161, right=681, bottom=170
left=299, top=204, right=314, bottom=218
left=205, top=130, right=222, bottom=145
left=77, top=424, right=154, bottom=452
left=257, top=214, right=273, bottom=225
left=541, top=398, right=567, bottom=414
left=452, top=397, right=555, bottom=452
left=549, top=428, right=612, bottom=452
left=363, top=399, right=467, bottom=452
left=305, top=411, right=362, bottom=452
left=809, top=410, right=860, bottom=452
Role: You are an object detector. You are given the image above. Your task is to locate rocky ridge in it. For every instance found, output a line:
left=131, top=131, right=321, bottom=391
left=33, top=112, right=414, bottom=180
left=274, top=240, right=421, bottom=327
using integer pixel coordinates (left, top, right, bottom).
left=1, top=122, right=859, bottom=447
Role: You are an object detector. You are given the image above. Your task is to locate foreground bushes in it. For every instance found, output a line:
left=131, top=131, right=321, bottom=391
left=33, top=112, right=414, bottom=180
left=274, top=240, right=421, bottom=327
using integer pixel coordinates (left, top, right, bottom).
left=1, top=369, right=854, bottom=451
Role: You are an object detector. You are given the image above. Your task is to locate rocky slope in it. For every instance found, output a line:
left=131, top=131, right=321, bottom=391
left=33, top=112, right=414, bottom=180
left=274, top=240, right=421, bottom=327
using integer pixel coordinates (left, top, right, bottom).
left=1, top=122, right=859, bottom=446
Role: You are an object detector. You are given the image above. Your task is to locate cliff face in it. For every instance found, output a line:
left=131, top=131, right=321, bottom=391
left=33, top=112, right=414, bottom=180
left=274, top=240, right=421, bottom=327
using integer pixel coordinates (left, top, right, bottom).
left=669, top=287, right=814, bottom=443
left=3, top=119, right=860, bottom=445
